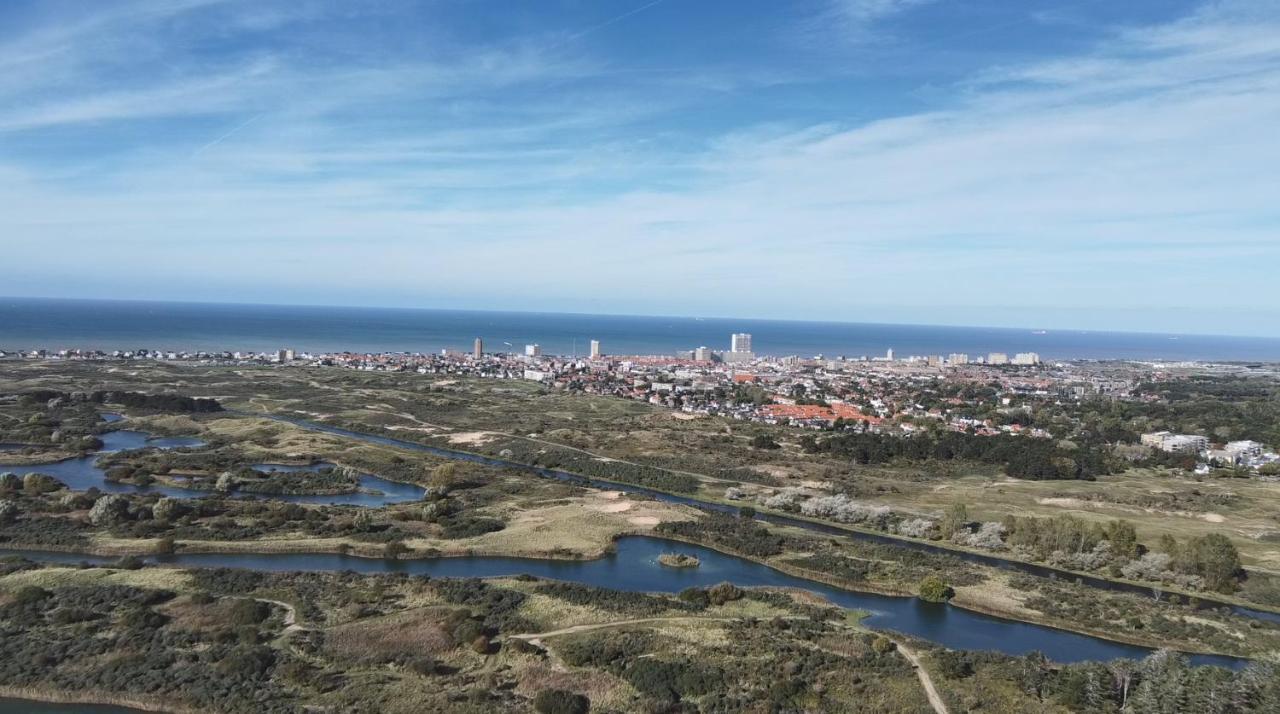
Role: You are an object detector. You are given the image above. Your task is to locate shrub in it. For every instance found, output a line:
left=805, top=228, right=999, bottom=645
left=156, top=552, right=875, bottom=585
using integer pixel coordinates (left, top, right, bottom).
left=113, top=555, right=145, bottom=570
left=533, top=689, right=590, bottom=714
left=750, top=434, right=780, bottom=450
left=14, top=585, right=50, bottom=605
left=707, top=582, right=744, bottom=606
left=918, top=575, right=954, bottom=602
left=384, top=540, right=410, bottom=560
left=228, top=599, right=271, bottom=626
left=935, top=650, right=975, bottom=679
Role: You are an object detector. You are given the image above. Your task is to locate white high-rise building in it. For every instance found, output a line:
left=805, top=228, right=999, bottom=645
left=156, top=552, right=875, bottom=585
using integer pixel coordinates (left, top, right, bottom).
left=1012, top=352, right=1041, bottom=366
left=524, top=344, right=542, bottom=357
left=694, top=346, right=712, bottom=361
left=948, top=353, right=969, bottom=365
left=988, top=352, right=1009, bottom=365
left=589, top=340, right=601, bottom=359
left=886, top=348, right=894, bottom=361
left=731, top=333, right=752, bottom=353
left=473, top=338, right=483, bottom=359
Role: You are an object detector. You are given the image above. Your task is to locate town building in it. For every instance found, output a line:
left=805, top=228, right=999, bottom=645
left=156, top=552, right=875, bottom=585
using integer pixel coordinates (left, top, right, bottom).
left=524, top=344, right=542, bottom=357
left=589, top=340, right=601, bottom=359
left=988, top=352, right=1009, bottom=365
left=1141, top=431, right=1209, bottom=453
left=473, top=338, right=483, bottom=359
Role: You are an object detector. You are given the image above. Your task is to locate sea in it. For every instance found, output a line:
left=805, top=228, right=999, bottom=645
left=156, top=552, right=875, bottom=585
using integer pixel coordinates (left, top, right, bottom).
left=2, top=297, right=1279, bottom=362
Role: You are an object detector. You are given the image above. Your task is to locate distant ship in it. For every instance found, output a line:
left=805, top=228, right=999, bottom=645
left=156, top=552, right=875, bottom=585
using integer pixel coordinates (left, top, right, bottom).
left=1032, top=330, right=1047, bottom=335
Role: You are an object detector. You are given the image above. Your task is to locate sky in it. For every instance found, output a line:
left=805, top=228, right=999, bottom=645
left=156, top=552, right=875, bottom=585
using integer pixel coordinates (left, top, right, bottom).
left=1, top=0, right=1277, bottom=336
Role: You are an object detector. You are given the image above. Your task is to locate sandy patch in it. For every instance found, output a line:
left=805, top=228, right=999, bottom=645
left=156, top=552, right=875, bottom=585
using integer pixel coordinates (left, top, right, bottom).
left=598, top=491, right=623, bottom=500
left=628, top=516, right=660, bottom=526
left=671, top=412, right=701, bottom=420
left=1202, top=513, right=1225, bottom=523
left=447, top=431, right=493, bottom=446
left=596, top=502, right=634, bottom=514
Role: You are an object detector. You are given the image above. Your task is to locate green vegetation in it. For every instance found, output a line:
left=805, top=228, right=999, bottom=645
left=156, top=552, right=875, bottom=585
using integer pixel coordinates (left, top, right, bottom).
left=799, top=430, right=1110, bottom=481
left=918, top=575, right=954, bottom=602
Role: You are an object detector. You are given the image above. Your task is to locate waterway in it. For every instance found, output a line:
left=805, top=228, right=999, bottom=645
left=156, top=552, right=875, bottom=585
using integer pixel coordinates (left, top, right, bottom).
left=257, top=413, right=1280, bottom=624
left=0, top=417, right=1258, bottom=713
left=0, top=429, right=424, bottom=507
left=0, top=535, right=1245, bottom=670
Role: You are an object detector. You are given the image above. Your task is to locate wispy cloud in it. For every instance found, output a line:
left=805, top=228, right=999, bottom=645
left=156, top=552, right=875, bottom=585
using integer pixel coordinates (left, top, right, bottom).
left=0, top=0, right=1278, bottom=334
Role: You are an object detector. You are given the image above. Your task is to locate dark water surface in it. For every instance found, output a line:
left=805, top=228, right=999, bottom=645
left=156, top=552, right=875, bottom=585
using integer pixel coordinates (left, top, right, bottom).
left=4, top=297, right=1279, bottom=360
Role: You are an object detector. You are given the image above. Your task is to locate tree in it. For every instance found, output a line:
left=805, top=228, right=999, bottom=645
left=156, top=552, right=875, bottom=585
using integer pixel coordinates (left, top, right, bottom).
left=1105, top=520, right=1140, bottom=560
left=1183, top=533, right=1242, bottom=593
left=940, top=503, right=969, bottom=538
left=1107, top=658, right=1138, bottom=710
left=429, top=463, right=459, bottom=493
left=918, top=575, right=954, bottom=602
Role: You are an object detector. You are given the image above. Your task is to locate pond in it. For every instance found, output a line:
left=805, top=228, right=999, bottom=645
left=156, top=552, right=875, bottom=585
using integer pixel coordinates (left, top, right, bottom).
left=0, top=425, right=425, bottom=507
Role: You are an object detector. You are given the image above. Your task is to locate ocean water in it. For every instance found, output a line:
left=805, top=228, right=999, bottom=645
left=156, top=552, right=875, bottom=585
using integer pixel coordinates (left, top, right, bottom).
left=2, top=297, right=1279, bottom=361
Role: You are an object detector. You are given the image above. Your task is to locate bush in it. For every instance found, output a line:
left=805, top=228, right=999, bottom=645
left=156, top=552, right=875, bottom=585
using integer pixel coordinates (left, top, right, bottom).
left=113, top=555, right=145, bottom=570
left=13, top=585, right=50, bottom=605
left=384, top=540, right=410, bottom=560
left=533, top=689, right=590, bottom=714
left=228, top=598, right=272, bottom=626
left=918, top=575, right=954, bottom=602
left=707, top=582, right=744, bottom=606
left=750, top=434, right=780, bottom=450
left=934, top=650, right=975, bottom=679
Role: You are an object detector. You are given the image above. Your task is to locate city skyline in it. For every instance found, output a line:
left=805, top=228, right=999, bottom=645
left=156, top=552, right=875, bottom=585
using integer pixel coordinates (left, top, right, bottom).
left=1, top=0, right=1278, bottom=336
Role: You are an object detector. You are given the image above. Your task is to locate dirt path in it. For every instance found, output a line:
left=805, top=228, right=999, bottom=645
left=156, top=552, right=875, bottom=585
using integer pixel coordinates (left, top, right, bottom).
left=253, top=597, right=301, bottom=633
left=513, top=615, right=948, bottom=714
left=509, top=616, right=799, bottom=647
left=898, top=643, right=950, bottom=714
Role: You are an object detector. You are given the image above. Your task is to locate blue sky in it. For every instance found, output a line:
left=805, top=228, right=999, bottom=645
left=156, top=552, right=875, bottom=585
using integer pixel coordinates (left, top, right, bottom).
left=1, top=0, right=1278, bottom=336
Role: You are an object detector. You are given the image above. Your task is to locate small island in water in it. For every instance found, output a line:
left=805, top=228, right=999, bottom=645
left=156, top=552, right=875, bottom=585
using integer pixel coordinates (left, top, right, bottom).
left=658, top=552, right=700, bottom=568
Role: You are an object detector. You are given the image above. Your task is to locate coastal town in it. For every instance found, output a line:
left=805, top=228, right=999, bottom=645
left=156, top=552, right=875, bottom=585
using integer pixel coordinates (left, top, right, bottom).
left=8, top=332, right=1278, bottom=477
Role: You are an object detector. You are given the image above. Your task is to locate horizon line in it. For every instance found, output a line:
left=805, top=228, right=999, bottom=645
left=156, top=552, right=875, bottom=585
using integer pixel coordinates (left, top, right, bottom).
left=5, top=294, right=1280, bottom=345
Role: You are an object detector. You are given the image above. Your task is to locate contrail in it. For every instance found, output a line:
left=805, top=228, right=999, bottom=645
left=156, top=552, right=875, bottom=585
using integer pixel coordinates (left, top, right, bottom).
left=192, top=113, right=264, bottom=157
left=568, top=0, right=665, bottom=41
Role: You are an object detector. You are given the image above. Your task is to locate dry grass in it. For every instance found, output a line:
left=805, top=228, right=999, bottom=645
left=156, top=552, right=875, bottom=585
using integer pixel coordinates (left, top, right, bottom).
left=326, top=607, right=460, bottom=660
left=949, top=571, right=1038, bottom=620
left=406, top=491, right=698, bottom=559
left=0, top=566, right=194, bottom=592
left=869, top=467, right=1280, bottom=572
left=511, top=660, right=635, bottom=710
